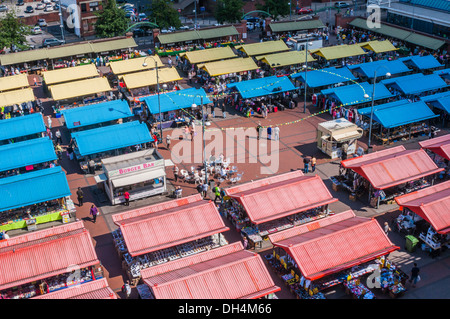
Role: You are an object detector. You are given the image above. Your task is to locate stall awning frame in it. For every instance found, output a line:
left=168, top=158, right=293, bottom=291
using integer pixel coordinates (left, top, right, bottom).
left=419, top=133, right=450, bottom=161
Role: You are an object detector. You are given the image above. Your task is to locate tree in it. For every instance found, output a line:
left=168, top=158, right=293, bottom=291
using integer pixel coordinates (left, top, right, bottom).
left=214, top=0, right=244, bottom=25
left=94, top=0, right=129, bottom=38
left=148, top=0, right=181, bottom=30
left=256, top=0, right=290, bottom=20
left=0, top=11, right=31, bottom=51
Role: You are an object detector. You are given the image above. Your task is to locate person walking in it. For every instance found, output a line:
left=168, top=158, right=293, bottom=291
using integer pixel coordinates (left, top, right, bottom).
left=166, top=135, right=171, bottom=149
left=267, top=126, right=272, bottom=140
left=173, top=165, right=179, bottom=182
left=55, top=129, right=62, bottom=144
left=256, top=122, right=262, bottom=140
left=90, top=205, right=99, bottom=223
left=124, top=191, right=130, bottom=206
left=243, top=237, right=249, bottom=250
left=273, top=126, right=280, bottom=141
left=201, top=182, right=209, bottom=198
left=303, top=156, right=310, bottom=173
left=76, top=187, right=84, bottom=207
left=311, top=156, right=317, bottom=172
left=409, top=263, right=420, bottom=288
left=384, top=221, right=391, bottom=235
left=67, top=145, right=74, bottom=161
left=122, top=280, right=132, bottom=299
left=47, top=116, right=52, bottom=129
left=213, top=186, right=221, bottom=204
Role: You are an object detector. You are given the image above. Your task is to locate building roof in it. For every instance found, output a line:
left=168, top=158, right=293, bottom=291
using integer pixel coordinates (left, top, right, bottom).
left=49, top=77, right=112, bottom=101
left=347, top=59, right=412, bottom=79
left=225, top=171, right=337, bottom=225
left=358, top=40, right=399, bottom=53
left=108, top=56, right=164, bottom=76
left=112, top=194, right=229, bottom=257
left=270, top=210, right=399, bottom=280
left=0, top=88, right=35, bottom=108
left=0, top=48, right=49, bottom=66
left=0, top=221, right=98, bottom=291
left=42, top=63, right=99, bottom=86
left=341, top=145, right=444, bottom=190
left=32, top=278, right=117, bottom=299
left=141, top=242, right=280, bottom=299
left=399, top=55, right=444, bottom=70
left=0, top=74, right=30, bottom=92
left=121, top=67, right=182, bottom=89
left=256, top=50, right=316, bottom=68
left=198, top=57, right=259, bottom=77
left=419, top=133, right=450, bottom=161
left=61, top=99, right=133, bottom=129
left=0, top=137, right=57, bottom=172
left=227, top=75, right=296, bottom=99
left=235, top=40, right=290, bottom=57
left=140, top=87, right=211, bottom=114
left=310, top=44, right=367, bottom=60
left=269, top=19, right=326, bottom=33
left=321, top=82, right=393, bottom=106
left=71, top=121, right=152, bottom=157
left=0, top=112, right=45, bottom=141
left=180, top=46, right=237, bottom=64
left=395, top=180, right=450, bottom=234
left=291, top=66, right=358, bottom=88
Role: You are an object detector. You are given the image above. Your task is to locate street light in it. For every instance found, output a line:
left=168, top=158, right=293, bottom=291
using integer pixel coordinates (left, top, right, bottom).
left=192, top=95, right=208, bottom=185
left=142, top=56, right=163, bottom=141
left=367, top=66, right=391, bottom=152
left=302, top=39, right=313, bottom=113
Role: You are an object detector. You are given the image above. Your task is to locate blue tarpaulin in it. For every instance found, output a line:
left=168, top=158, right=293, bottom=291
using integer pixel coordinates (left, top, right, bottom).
left=290, top=66, right=357, bottom=88
left=348, top=59, right=411, bottom=79
left=321, top=82, right=393, bottom=106
left=71, top=121, right=152, bottom=156
left=429, top=96, right=450, bottom=114
left=420, top=91, right=450, bottom=103
left=399, top=55, right=443, bottom=70
left=140, top=88, right=211, bottom=114
left=61, top=100, right=133, bottom=129
left=227, top=75, right=296, bottom=99
left=434, top=68, right=450, bottom=81
left=387, top=74, right=448, bottom=95
left=358, top=99, right=411, bottom=116
left=0, top=166, right=71, bottom=212
left=0, top=137, right=57, bottom=172
left=380, top=73, right=424, bottom=85
left=0, top=113, right=45, bottom=142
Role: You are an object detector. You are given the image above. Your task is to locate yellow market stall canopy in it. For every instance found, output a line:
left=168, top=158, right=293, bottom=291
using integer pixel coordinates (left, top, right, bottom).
left=310, top=44, right=367, bottom=60
left=358, top=40, right=398, bottom=53
left=108, top=56, right=164, bottom=76
left=0, top=88, right=35, bottom=107
left=256, top=51, right=316, bottom=68
left=0, top=74, right=30, bottom=92
left=49, top=77, right=112, bottom=101
left=235, top=40, right=290, bottom=56
left=180, top=46, right=237, bottom=64
left=121, top=67, right=182, bottom=89
left=198, top=57, right=259, bottom=76
left=42, top=64, right=99, bottom=86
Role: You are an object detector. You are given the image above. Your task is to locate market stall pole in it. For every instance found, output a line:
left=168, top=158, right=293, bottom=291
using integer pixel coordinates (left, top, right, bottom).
left=192, top=95, right=208, bottom=184
left=303, top=39, right=314, bottom=114
left=142, top=56, right=162, bottom=141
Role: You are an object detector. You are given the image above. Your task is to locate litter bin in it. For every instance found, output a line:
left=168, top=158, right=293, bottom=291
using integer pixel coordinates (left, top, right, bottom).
left=405, top=235, right=419, bottom=253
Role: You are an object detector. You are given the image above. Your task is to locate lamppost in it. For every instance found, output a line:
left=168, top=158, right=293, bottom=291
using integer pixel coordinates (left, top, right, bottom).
left=58, top=3, right=65, bottom=43
left=192, top=95, right=208, bottom=185
left=367, top=66, right=391, bottom=152
left=142, top=56, right=163, bottom=141
left=302, top=39, right=313, bottom=113
left=194, top=0, right=198, bottom=30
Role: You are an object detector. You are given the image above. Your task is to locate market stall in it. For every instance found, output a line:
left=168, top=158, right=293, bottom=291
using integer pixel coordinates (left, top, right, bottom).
left=0, top=88, right=36, bottom=119
left=255, top=50, right=317, bottom=76
left=111, top=194, right=229, bottom=285
left=316, top=118, right=363, bottom=159
left=266, top=210, right=402, bottom=299
left=41, top=63, right=99, bottom=88
left=0, top=73, right=30, bottom=93
left=196, top=57, right=259, bottom=84
left=309, top=44, right=368, bottom=65
left=419, top=133, right=450, bottom=168
left=0, top=221, right=112, bottom=299
left=347, top=59, right=412, bottom=83
left=268, top=19, right=326, bottom=36
left=120, top=67, right=182, bottom=97
left=70, top=121, right=153, bottom=174
left=235, top=40, right=290, bottom=58
left=221, top=171, right=338, bottom=249
left=0, top=113, right=45, bottom=145
left=179, top=46, right=237, bottom=71
left=398, top=55, right=444, bottom=73
left=381, top=73, right=449, bottom=99
left=140, top=242, right=280, bottom=299
left=335, top=146, right=444, bottom=208
left=98, top=149, right=166, bottom=205
left=0, top=166, right=74, bottom=232
left=108, top=55, right=162, bottom=77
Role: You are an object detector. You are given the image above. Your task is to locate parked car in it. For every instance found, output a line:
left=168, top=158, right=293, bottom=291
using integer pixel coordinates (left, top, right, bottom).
left=334, top=1, right=350, bottom=8
left=44, top=4, right=53, bottom=11
left=37, top=18, right=47, bottom=27
left=36, top=3, right=45, bottom=10
left=53, top=3, right=59, bottom=10
left=297, top=7, right=313, bottom=14
left=31, top=26, right=42, bottom=34
left=42, top=0, right=51, bottom=3
left=25, top=5, right=34, bottom=13
left=0, top=5, right=8, bottom=12
left=138, top=13, right=147, bottom=21
left=246, top=17, right=260, bottom=23
left=43, top=38, right=64, bottom=47
left=132, top=28, right=145, bottom=37
left=16, top=0, right=25, bottom=6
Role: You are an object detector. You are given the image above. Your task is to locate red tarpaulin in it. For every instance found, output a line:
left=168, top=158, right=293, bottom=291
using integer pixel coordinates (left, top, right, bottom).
left=32, top=278, right=116, bottom=299
left=419, top=133, right=450, bottom=161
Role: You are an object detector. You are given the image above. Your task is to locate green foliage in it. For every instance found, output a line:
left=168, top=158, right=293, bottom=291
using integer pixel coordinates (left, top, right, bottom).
left=94, top=0, right=129, bottom=38
left=214, top=0, right=244, bottom=24
left=149, top=0, right=181, bottom=30
left=256, top=0, right=290, bottom=20
left=0, top=11, right=31, bottom=51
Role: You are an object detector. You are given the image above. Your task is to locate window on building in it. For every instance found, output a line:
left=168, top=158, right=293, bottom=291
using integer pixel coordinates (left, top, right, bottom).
left=81, top=3, right=87, bottom=12
left=90, top=2, right=99, bottom=11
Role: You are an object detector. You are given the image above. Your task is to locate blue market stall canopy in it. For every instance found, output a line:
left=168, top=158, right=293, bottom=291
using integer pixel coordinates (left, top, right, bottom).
left=321, top=82, right=393, bottom=106
left=359, top=100, right=438, bottom=129
left=434, top=68, right=450, bottom=81
left=0, top=137, right=57, bottom=172
left=0, top=166, right=71, bottom=212
left=0, top=113, right=46, bottom=142
left=358, top=99, right=411, bottom=116
left=140, top=88, right=211, bottom=114
left=226, top=75, right=296, bottom=99
left=399, top=55, right=444, bottom=70
left=428, top=96, right=450, bottom=114
left=380, top=73, right=425, bottom=86
left=71, top=121, right=152, bottom=157
left=347, top=59, right=411, bottom=79
left=291, top=66, right=357, bottom=88
left=61, top=100, right=133, bottom=129
left=385, top=74, right=448, bottom=95
left=420, top=91, right=450, bottom=103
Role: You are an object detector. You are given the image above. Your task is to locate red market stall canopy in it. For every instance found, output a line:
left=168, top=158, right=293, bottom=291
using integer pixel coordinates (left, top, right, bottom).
left=341, top=145, right=444, bottom=190
left=395, top=180, right=450, bottom=234
left=31, top=278, right=116, bottom=299
left=225, top=171, right=337, bottom=225
left=141, top=242, right=280, bottom=299
left=0, top=221, right=99, bottom=291
left=419, top=133, right=450, bottom=161
left=269, top=210, right=399, bottom=281
left=112, top=194, right=229, bottom=257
